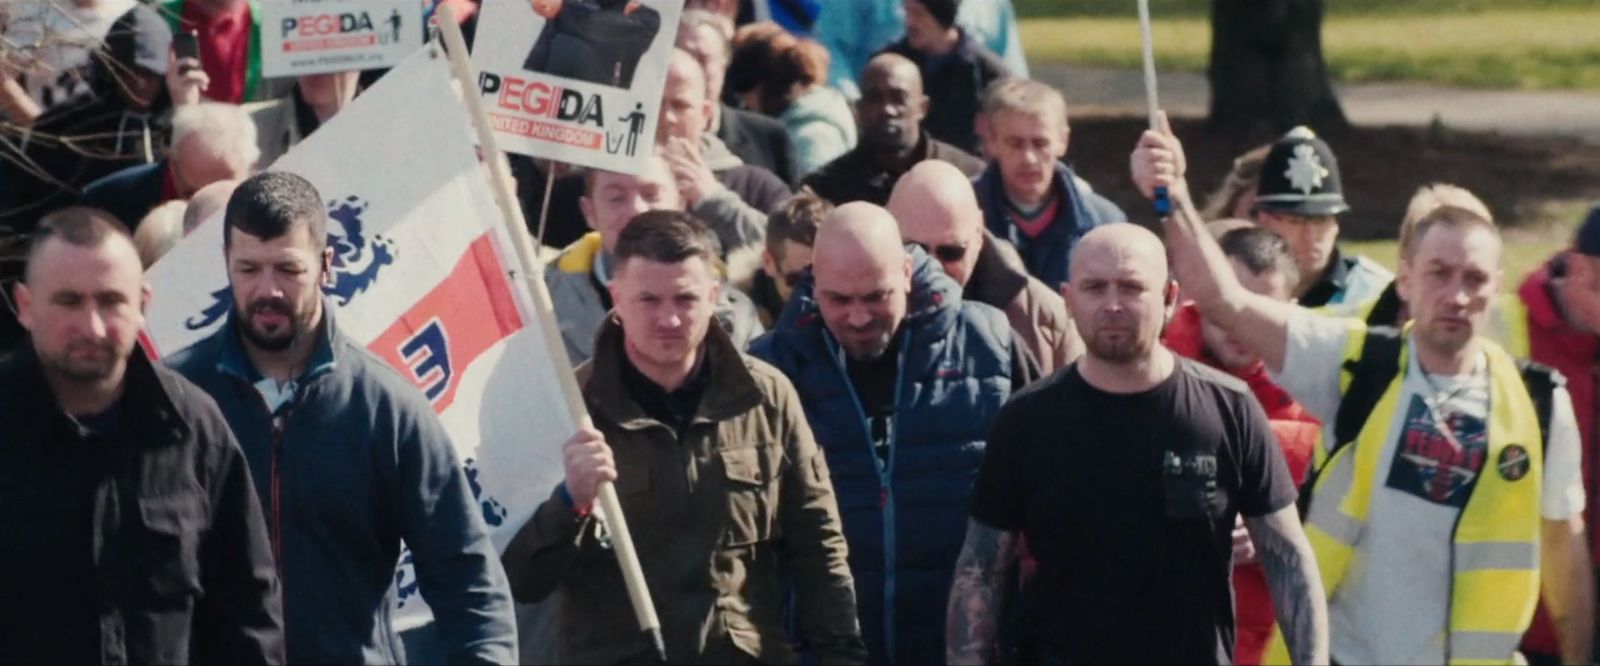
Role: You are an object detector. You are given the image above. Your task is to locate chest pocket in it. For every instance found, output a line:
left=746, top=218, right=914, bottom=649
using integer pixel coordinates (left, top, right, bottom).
left=1161, top=449, right=1226, bottom=521
left=719, top=446, right=783, bottom=547
left=134, top=496, right=204, bottom=600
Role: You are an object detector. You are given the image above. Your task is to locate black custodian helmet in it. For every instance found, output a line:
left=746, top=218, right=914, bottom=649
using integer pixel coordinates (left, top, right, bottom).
left=1254, top=126, right=1349, bottom=217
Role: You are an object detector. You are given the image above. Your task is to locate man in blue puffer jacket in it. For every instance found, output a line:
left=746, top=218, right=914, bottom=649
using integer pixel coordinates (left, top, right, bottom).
left=750, top=202, right=1038, bottom=664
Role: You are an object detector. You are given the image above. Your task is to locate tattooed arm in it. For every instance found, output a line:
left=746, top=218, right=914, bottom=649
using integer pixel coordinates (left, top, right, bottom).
left=1245, top=506, right=1330, bottom=665
left=946, top=520, right=1021, bottom=666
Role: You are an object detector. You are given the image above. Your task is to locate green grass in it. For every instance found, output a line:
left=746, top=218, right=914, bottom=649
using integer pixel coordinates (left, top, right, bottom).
left=1018, top=8, right=1600, bottom=91
left=1013, top=0, right=1596, bottom=19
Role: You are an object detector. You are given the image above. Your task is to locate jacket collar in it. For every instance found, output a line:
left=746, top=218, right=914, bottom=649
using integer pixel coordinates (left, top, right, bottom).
left=964, top=229, right=1031, bottom=307
left=215, top=300, right=340, bottom=385
left=702, top=134, right=744, bottom=171
left=1518, top=259, right=1569, bottom=332
left=584, top=314, right=762, bottom=430
left=2, top=343, right=188, bottom=447
left=772, top=245, right=963, bottom=352
left=555, top=232, right=605, bottom=275
left=977, top=160, right=1092, bottom=244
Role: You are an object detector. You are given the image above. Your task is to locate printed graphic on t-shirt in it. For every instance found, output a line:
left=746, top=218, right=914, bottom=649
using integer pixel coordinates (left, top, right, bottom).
left=1386, top=395, right=1487, bottom=507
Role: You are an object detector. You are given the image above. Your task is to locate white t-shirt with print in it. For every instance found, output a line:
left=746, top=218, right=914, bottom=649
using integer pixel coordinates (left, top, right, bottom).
left=1274, top=308, right=1585, bottom=665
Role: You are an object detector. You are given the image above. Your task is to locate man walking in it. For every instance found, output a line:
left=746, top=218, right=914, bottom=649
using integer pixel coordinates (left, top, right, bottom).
left=1135, top=115, right=1593, bottom=665
left=803, top=53, right=983, bottom=207
left=888, top=160, right=1081, bottom=373
left=501, top=212, right=866, bottom=664
left=1, top=207, right=283, bottom=664
left=947, top=222, right=1328, bottom=665
left=752, top=202, right=1037, bottom=664
left=168, top=173, right=517, bottom=664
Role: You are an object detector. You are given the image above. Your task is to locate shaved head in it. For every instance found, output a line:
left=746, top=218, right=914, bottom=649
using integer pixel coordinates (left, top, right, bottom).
left=857, top=52, right=928, bottom=153
left=887, top=161, right=984, bottom=285
left=812, top=203, right=913, bottom=360
left=1064, top=223, right=1175, bottom=365
left=184, top=179, right=240, bottom=234
left=862, top=52, right=922, bottom=93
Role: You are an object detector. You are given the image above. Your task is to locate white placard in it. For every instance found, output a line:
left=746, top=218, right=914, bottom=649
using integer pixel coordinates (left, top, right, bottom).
left=259, top=0, right=425, bottom=76
left=468, top=0, right=681, bottom=174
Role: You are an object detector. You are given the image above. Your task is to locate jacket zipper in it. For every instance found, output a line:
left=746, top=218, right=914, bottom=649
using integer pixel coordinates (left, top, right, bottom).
left=270, top=414, right=286, bottom=576
left=827, top=329, right=909, bottom=662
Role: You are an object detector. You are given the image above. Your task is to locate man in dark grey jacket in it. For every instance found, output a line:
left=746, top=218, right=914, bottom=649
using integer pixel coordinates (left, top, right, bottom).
left=168, top=172, right=517, bottom=664
left=0, top=207, right=283, bottom=664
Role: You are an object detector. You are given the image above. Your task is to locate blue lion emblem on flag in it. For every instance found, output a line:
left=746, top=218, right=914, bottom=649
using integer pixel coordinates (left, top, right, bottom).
left=184, top=196, right=397, bottom=331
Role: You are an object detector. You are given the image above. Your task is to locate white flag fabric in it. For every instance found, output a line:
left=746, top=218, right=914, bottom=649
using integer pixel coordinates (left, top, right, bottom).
left=143, top=45, right=576, bottom=632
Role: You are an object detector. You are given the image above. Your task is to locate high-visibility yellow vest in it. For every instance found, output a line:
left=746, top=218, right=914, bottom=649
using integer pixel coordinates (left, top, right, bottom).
left=1266, top=327, right=1544, bottom=666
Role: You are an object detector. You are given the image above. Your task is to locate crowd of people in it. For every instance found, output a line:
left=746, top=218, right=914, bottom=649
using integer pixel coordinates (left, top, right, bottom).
left=2, top=0, right=1597, bottom=665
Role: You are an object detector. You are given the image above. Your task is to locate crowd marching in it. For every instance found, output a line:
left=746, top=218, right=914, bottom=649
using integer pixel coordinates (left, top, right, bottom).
left=1, top=0, right=1597, bottom=664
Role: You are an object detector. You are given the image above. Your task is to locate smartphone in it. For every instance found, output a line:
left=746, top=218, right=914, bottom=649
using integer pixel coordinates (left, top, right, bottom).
left=173, top=30, right=201, bottom=67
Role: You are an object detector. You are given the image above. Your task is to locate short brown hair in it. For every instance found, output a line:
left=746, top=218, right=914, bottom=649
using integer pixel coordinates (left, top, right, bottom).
left=614, top=210, right=721, bottom=269
left=981, top=77, right=1067, bottom=123
left=1403, top=205, right=1499, bottom=260
left=766, top=190, right=829, bottom=256
left=27, top=207, right=133, bottom=281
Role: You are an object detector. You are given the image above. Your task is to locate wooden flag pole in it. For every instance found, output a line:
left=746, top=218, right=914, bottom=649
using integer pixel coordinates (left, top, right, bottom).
left=434, top=7, right=667, bottom=663
left=1137, top=0, right=1171, bottom=215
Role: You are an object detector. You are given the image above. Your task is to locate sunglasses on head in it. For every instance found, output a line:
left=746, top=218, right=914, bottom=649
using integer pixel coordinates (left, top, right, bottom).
left=912, top=240, right=969, bottom=263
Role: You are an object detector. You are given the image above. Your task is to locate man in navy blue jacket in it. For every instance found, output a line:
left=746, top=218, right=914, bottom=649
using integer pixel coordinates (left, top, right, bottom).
left=168, top=172, right=516, bottom=664
left=973, top=78, right=1124, bottom=290
left=750, top=202, right=1037, bottom=664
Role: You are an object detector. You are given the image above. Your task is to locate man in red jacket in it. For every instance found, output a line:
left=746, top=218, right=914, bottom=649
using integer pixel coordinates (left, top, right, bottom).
left=1162, top=223, right=1319, bottom=665
left=1500, top=204, right=1600, bottom=665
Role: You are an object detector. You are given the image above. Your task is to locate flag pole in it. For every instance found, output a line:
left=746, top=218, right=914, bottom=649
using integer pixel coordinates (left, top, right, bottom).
left=1137, top=0, right=1170, bottom=215
left=434, top=8, right=668, bottom=663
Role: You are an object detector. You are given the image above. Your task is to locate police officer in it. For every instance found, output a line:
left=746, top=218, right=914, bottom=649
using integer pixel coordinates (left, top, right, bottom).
left=1251, top=126, right=1391, bottom=308
left=1135, top=115, right=1595, bottom=666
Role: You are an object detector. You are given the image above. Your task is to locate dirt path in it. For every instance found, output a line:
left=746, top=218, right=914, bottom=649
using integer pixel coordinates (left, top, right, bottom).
left=1037, top=65, right=1600, bottom=144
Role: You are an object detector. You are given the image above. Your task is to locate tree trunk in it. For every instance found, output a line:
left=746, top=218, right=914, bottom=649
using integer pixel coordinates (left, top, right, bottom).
left=1207, top=0, right=1348, bottom=138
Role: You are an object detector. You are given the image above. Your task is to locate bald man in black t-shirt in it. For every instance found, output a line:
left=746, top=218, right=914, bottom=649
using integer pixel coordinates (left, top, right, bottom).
left=944, top=223, right=1330, bottom=665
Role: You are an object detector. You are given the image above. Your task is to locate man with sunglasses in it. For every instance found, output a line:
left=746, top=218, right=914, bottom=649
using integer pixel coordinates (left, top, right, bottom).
left=890, top=160, right=1081, bottom=373
left=750, top=202, right=1038, bottom=664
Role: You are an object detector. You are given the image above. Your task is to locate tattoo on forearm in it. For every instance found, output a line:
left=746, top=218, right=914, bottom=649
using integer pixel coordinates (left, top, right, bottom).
left=1247, top=509, right=1330, bottom=665
left=946, top=521, right=1019, bottom=666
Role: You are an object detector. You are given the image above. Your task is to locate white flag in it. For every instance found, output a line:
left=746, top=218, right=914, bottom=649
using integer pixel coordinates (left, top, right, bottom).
left=143, top=45, right=575, bottom=631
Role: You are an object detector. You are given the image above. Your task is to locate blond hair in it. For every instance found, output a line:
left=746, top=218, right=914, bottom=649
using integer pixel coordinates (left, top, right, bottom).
left=1399, top=183, right=1493, bottom=258
left=1200, top=144, right=1271, bottom=221
left=135, top=200, right=188, bottom=267
left=981, top=77, right=1067, bottom=124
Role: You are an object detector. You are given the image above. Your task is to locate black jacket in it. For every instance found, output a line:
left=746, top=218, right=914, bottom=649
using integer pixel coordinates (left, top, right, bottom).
left=880, top=30, right=1009, bottom=154
left=80, top=159, right=170, bottom=230
left=0, top=347, right=284, bottom=664
left=717, top=105, right=799, bottom=187
left=802, top=131, right=984, bottom=206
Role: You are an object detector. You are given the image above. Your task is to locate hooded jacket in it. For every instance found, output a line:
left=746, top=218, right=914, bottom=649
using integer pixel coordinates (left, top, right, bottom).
left=974, top=161, right=1126, bottom=290
left=546, top=232, right=766, bottom=365
left=167, top=308, right=517, bottom=664
left=749, top=247, right=1018, bottom=664
left=879, top=29, right=1007, bottom=154
left=779, top=85, right=858, bottom=177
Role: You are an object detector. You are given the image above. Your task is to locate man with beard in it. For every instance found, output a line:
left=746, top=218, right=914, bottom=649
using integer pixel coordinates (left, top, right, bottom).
left=803, top=53, right=983, bottom=207
left=1133, top=115, right=1592, bottom=665
left=523, top=0, right=661, bottom=89
left=948, top=222, right=1328, bottom=665
left=0, top=207, right=284, bottom=664
left=167, top=173, right=517, bottom=664
left=751, top=202, right=1037, bottom=664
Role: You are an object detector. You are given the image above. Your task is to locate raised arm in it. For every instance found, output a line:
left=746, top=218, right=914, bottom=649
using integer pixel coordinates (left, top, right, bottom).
left=1130, top=113, right=1300, bottom=372
left=946, top=520, right=1021, bottom=666
left=1244, top=506, right=1330, bottom=665
left=1542, top=515, right=1596, bottom=664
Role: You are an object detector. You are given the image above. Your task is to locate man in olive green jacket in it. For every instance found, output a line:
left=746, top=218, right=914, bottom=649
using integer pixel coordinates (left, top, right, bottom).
left=501, top=211, right=866, bottom=665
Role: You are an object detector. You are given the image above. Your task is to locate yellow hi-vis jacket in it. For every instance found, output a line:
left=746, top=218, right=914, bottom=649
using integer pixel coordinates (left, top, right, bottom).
left=1266, top=327, right=1544, bottom=665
